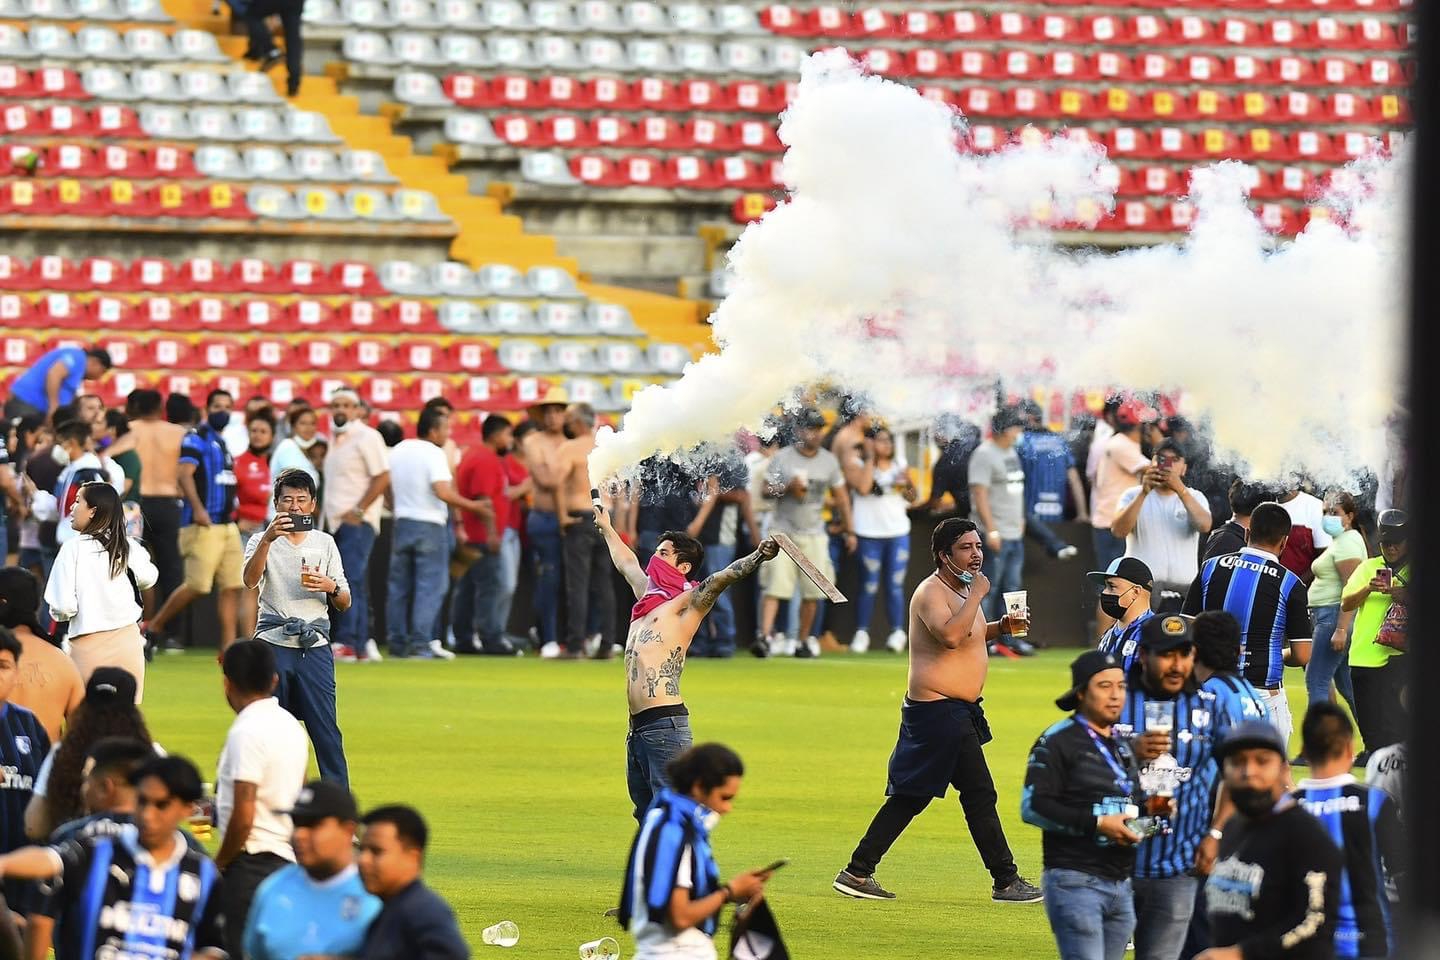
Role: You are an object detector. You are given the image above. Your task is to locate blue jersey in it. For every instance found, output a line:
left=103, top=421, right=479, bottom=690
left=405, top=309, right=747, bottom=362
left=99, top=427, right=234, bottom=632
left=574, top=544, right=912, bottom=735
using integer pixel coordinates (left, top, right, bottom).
left=619, top=788, right=721, bottom=938
left=1017, top=428, right=1074, bottom=518
left=178, top=425, right=236, bottom=526
left=1184, top=547, right=1311, bottom=688
left=245, top=863, right=381, bottom=960
left=11, top=347, right=86, bottom=412
left=1202, top=672, right=1270, bottom=735
left=1293, top=775, right=1404, bottom=959
left=45, top=825, right=223, bottom=960
left=1097, top=610, right=1154, bottom=676
left=0, top=702, right=50, bottom=854
left=1116, top=676, right=1218, bottom=879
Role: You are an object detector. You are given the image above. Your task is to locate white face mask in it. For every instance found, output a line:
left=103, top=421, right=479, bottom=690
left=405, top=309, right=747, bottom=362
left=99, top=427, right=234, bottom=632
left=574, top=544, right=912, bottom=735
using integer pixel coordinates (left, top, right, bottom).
left=50, top=445, right=71, bottom=467
left=701, top=810, right=721, bottom=832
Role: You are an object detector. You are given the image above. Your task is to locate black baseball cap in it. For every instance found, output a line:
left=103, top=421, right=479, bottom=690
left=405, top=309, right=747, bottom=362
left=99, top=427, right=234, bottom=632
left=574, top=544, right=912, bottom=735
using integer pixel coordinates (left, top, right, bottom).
left=280, top=779, right=359, bottom=824
left=1086, top=556, right=1154, bottom=591
left=1214, top=719, right=1288, bottom=762
left=85, top=667, right=138, bottom=707
left=1139, top=613, right=1193, bottom=653
left=1056, top=650, right=1124, bottom=711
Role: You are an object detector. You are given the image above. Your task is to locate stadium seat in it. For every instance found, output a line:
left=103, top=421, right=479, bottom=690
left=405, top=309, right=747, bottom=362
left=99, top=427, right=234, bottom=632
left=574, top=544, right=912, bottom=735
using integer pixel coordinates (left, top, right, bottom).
left=345, top=187, right=398, bottom=220
left=42, top=104, right=92, bottom=136
left=186, top=297, right=235, bottom=330
left=300, top=338, right=343, bottom=369
left=449, top=340, right=501, bottom=373
left=342, top=33, right=396, bottom=65
left=444, top=113, right=502, bottom=146
left=180, top=71, right=229, bottom=104
left=285, top=300, right=333, bottom=331
left=287, top=111, right=341, bottom=143
left=427, top=260, right=478, bottom=296
left=536, top=301, right=592, bottom=335
left=80, top=256, right=125, bottom=290
left=646, top=343, right=689, bottom=375
left=344, top=0, right=395, bottom=26
left=589, top=302, right=641, bottom=336
left=598, top=341, right=647, bottom=374
left=437, top=300, right=491, bottom=333
left=488, top=301, right=543, bottom=334
left=379, top=259, right=432, bottom=295
left=393, top=189, right=448, bottom=222
left=521, top=152, right=579, bottom=185
left=338, top=299, right=393, bottom=331
left=247, top=186, right=302, bottom=219
left=497, top=339, right=547, bottom=372
left=392, top=33, right=440, bottom=66
left=44, top=144, right=97, bottom=176
left=127, top=257, right=176, bottom=292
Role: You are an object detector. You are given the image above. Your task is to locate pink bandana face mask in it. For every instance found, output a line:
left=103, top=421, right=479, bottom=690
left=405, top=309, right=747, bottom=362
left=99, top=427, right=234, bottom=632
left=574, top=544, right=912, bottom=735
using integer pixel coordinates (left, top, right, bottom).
left=631, top=554, right=696, bottom=622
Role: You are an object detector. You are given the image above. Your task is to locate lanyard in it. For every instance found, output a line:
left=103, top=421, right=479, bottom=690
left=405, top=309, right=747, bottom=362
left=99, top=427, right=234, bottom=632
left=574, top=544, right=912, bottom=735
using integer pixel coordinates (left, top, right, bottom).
left=1075, top=717, right=1132, bottom=793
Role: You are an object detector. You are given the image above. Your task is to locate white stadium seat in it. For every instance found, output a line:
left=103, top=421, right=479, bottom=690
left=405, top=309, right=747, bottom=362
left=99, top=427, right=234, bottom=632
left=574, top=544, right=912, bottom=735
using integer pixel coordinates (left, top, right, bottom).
left=247, top=186, right=303, bottom=219
left=26, top=0, right=77, bottom=19
left=138, top=105, right=193, bottom=138
left=81, top=67, right=135, bottom=99
left=243, top=146, right=300, bottom=180
left=626, top=39, right=675, bottom=71
left=709, top=268, right=735, bottom=299
left=534, top=34, right=580, bottom=68
left=715, top=4, right=763, bottom=33
left=298, top=187, right=352, bottom=220
left=393, top=189, right=449, bottom=222
left=489, top=302, right=544, bottom=335
left=537, top=301, right=594, bottom=336
left=388, top=0, right=440, bottom=26
left=648, top=343, right=690, bottom=375
left=478, top=0, right=525, bottom=28
left=599, top=341, right=649, bottom=374
left=438, top=0, right=484, bottom=28
left=622, top=1, right=667, bottom=32
left=292, top=147, right=342, bottom=180
left=120, top=0, right=169, bottom=19
left=526, top=0, right=577, bottom=30
left=520, top=152, right=579, bottom=186
left=33, top=24, right=81, bottom=58
left=341, top=150, right=396, bottom=182
left=427, top=261, right=478, bottom=296
left=228, top=71, right=283, bottom=104
left=379, top=259, right=434, bottom=296
left=487, top=34, right=534, bottom=67
left=180, top=70, right=230, bottom=103
left=527, top=265, right=581, bottom=298
left=121, top=28, right=175, bottom=61
left=720, top=41, right=767, bottom=74
left=194, top=145, right=243, bottom=178
left=190, top=108, right=244, bottom=141
left=438, top=301, right=493, bottom=333
left=579, top=37, right=624, bottom=70
left=303, top=0, right=346, bottom=25
left=768, top=42, right=806, bottom=74
left=342, top=0, right=394, bottom=26
left=394, top=72, right=449, bottom=106
left=667, top=3, right=712, bottom=32
left=476, top=262, right=533, bottom=297
left=286, top=110, right=341, bottom=143
left=132, top=68, right=185, bottom=101
left=564, top=377, right=610, bottom=409
left=440, top=35, right=489, bottom=67
left=390, top=32, right=440, bottom=65
left=342, top=32, right=396, bottom=65
left=236, top=107, right=286, bottom=141
left=345, top=187, right=399, bottom=220
left=549, top=342, right=601, bottom=373
left=174, top=30, right=226, bottom=61
left=497, top=339, right=547, bottom=372
left=444, top=113, right=502, bottom=146
left=575, top=0, right=622, bottom=32
left=675, top=42, right=721, bottom=74
left=588, top=302, right=641, bottom=335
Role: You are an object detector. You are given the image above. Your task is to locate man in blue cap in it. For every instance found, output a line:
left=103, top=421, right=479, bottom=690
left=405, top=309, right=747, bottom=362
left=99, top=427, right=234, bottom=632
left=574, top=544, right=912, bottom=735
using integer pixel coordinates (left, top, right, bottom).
left=1199, top=721, right=1340, bottom=960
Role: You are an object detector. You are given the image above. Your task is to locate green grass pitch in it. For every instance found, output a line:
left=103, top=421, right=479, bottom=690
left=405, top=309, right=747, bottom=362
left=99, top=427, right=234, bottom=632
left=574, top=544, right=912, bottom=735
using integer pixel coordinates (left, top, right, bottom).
left=140, top=650, right=1310, bottom=958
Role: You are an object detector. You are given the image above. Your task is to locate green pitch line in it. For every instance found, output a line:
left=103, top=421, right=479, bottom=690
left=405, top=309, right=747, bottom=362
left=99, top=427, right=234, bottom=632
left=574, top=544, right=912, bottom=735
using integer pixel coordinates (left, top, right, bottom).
left=141, top=650, right=1313, bottom=958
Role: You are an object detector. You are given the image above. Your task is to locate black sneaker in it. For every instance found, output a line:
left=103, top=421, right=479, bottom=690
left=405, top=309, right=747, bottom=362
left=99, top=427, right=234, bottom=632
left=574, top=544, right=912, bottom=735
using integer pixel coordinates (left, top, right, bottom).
left=1290, top=754, right=1309, bottom=767
left=259, top=49, right=284, bottom=73
left=833, top=870, right=896, bottom=900
left=163, top=636, right=186, bottom=655
left=749, top=636, right=770, bottom=658
left=481, top=638, right=520, bottom=656
left=992, top=877, right=1044, bottom=904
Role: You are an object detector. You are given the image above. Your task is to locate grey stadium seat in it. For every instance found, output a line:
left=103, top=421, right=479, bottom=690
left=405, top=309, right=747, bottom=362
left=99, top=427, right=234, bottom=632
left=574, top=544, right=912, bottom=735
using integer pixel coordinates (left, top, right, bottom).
left=621, top=1, right=668, bottom=32
left=563, top=376, right=608, bottom=408
left=477, top=0, right=525, bottom=29
left=194, top=145, right=244, bottom=178
left=496, top=339, right=548, bottom=372
left=439, top=34, right=489, bottom=67
left=394, top=72, right=449, bottom=106
left=667, top=3, right=712, bottom=32
left=388, top=0, right=440, bottom=26
left=303, top=0, right=346, bottom=25
left=80, top=67, right=135, bottom=99
left=575, top=0, right=622, bottom=32
left=378, top=260, right=435, bottom=296
left=476, top=263, right=533, bottom=297
left=438, top=301, right=495, bottom=334
left=588, top=302, right=642, bottom=336
left=343, top=187, right=399, bottom=220
left=26, top=0, right=78, bottom=19
left=444, top=113, right=501, bottom=146
left=527, top=265, right=581, bottom=298
left=391, top=32, right=440, bottom=65
left=648, top=343, right=691, bottom=375
left=180, top=70, right=231, bottom=104
left=236, top=107, right=286, bottom=141
left=131, top=68, right=185, bottom=101
left=247, top=186, right=303, bottom=219
left=291, top=147, right=343, bottom=180
left=675, top=42, right=721, bottom=74
left=138, top=105, right=193, bottom=138
left=119, top=0, right=169, bottom=19
left=525, top=0, right=576, bottom=30
left=599, top=341, right=648, bottom=374
left=242, top=146, right=300, bottom=181
left=298, top=187, right=353, bottom=220
left=548, top=342, right=601, bottom=373
left=487, top=302, right=543, bottom=335
left=173, top=30, right=227, bottom=61
left=625, top=39, right=675, bottom=72
left=537, top=301, right=593, bottom=336
left=341, top=150, right=396, bottom=183
left=286, top=110, right=341, bottom=143
left=437, top=0, right=483, bottom=28
left=427, top=261, right=478, bottom=296
left=190, top=107, right=244, bottom=142
left=32, top=24, right=82, bottom=59
left=228, top=71, right=284, bottom=104
left=486, top=34, right=534, bottom=67
left=519, top=152, right=578, bottom=186
left=342, top=32, right=396, bottom=65
left=342, top=0, right=394, bottom=26
left=393, top=189, right=449, bottom=222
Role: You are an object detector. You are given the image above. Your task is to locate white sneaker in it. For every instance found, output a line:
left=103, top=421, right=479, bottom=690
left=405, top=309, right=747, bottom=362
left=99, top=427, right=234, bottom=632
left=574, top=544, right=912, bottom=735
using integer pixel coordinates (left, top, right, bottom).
left=583, top=632, right=603, bottom=658
left=429, top=639, right=456, bottom=661
left=803, top=636, right=822, bottom=658
left=363, top=639, right=383, bottom=662
left=782, top=635, right=798, bottom=657
left=540, top=641, right=563, bottom=659
left=1057, top=545, right=1079, bottom=560
left=886, top=629, right=908, bottom=653
left=851, top=629, right=871, bottom=654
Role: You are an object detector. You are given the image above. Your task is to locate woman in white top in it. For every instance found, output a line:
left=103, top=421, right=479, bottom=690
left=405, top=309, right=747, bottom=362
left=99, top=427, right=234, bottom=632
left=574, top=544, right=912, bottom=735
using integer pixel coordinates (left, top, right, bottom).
left=1305, top=490, right=1367, bottom=717
left=43, top=481, right=157, bottom=701
left=847, top=427, right=918, bottom=654
left=268, top=405, right=323, bottom=484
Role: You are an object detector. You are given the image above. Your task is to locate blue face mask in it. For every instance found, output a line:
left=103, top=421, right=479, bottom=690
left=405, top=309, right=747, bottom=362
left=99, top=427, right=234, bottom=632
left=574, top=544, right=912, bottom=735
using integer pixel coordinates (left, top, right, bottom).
left=1322, top=515, right=1344, bottom=537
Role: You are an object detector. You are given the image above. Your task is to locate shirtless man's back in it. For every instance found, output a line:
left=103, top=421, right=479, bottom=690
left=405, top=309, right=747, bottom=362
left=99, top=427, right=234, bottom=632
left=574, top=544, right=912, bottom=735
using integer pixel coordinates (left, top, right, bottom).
left=833, top=518, right=1042, bottom=904
left=519, top=396, right=568, bottom=651
left=595, top=502, right=776, bottom=818
left=115, top=390, right=188, bottom=600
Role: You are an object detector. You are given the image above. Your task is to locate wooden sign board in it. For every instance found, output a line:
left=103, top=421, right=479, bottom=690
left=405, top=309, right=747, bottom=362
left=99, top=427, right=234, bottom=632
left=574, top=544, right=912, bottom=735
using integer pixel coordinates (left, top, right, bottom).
left=772, top=532, right=848, bottom=604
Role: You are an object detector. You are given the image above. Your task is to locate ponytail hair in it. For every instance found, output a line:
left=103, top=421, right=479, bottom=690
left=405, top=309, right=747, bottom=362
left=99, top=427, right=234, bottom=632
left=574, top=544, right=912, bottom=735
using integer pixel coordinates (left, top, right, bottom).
left=78, top=481, right=129, bottom=579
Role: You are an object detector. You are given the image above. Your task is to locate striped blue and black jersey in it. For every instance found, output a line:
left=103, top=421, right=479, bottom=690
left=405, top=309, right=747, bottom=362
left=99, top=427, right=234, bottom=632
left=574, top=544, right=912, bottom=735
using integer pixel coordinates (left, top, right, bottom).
left=1202, top=672, right=1271, bottom=734
left=1115, top=675, right=1218, bottom=879
left=1293, top=775, right=1405, bottom=959
left=43, top=824, right=223, bottom=960
left=1097, top=610, right=1154, bottom=676
left=179, top=425, right=236, bottom=526
left=0, top=702, right=50, bottom=854
left=619, top=788, right=722, bottom=940
left=1184, top=547, right=1312, bottom=689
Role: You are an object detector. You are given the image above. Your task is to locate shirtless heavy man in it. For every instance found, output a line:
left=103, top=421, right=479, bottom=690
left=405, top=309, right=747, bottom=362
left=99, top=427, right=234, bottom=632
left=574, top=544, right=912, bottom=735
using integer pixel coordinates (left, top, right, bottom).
left=596, top=501, right=778, bottom=819
left=519, top=388, right=569, bottom=656
left=833, top=517, right=1043, bottom=904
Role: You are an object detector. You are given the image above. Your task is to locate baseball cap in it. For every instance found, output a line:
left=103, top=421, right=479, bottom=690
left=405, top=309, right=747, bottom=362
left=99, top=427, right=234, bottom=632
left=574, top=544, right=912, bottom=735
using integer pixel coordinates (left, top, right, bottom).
left=280, top=779, right=359, bottom=824
left=85, top=667, right=137, bottom=707
left=1139, top=613, right=1193, bottom=653
left=1377, top=509, right=1408, bottom=544
left=1086, top=556, right=1154, bottom=591
left=1214, top=719, right=1288, bottom=763
left=1113, top=398, right=1159, bottom=428
left=1056, top=650, right=1124, bottom=711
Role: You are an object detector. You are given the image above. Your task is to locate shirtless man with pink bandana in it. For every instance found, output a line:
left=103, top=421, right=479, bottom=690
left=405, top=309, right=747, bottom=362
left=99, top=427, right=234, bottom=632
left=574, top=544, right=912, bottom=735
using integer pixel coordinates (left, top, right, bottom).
left=595, top=501, right=778, bottom=819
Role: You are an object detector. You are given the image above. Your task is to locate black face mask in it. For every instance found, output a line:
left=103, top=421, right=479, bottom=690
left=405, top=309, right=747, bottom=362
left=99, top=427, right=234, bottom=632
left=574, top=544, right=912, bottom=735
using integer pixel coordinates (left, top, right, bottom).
left=1230, top=785, right=1276, bottom=819
left=1100, top=590, right=1133, bottom=620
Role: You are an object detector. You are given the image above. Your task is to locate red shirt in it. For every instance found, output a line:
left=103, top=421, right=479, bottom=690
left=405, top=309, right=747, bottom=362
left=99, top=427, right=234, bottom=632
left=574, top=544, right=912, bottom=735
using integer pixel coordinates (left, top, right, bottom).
left=456, top=444, right=506, bottom=542
left=234, top=450, right=271, bottom=525
left=502, top=453, right=529, bottom=533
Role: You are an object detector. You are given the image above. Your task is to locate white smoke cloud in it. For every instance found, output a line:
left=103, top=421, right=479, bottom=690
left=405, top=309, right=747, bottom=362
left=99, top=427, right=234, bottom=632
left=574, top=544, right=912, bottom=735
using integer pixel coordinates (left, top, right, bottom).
left=589, top=49, right=1407, bottom=487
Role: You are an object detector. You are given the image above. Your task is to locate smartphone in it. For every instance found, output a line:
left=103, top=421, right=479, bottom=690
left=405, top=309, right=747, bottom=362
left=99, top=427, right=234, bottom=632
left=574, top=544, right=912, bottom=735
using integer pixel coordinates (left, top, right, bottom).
left=286, top=512, right=316, bottom=532
left=758, top=858, right=789, bottom=875
left=1374, top=567, right=1392, bottom=589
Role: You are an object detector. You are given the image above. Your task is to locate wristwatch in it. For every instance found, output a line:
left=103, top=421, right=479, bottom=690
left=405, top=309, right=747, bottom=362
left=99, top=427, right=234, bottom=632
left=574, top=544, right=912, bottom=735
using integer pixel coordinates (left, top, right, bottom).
left=1208, top=828, right=1223, bottom=841
left=328, top=583, right=341, bottom=599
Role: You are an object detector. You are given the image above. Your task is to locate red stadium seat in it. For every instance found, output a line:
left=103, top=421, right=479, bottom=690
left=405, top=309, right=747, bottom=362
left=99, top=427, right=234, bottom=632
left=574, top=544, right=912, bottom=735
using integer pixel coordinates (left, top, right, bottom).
left=449, top=341, right=500, bottom=374
left=0, top=66, right=32, bottom=99
left=79, top=256, right=125, bottom=291
left=1006, top=86, right=1051, bottom=117
left=570, top=154, right=622, bottom=186
left=734, top=120, right=781, bottom=153
left=178, top=257, right=225, bottom=291
left=37, top=293, right=84, bottom=328
left=491, top=74, right=537, bottom=108
left=146, top=182, right=202, bottom=218
left=196, top=339, right=239, bottom=371
left=95, top=334, right=144, bottom=367
left=1161, top=201, right=1197, bottom=233
left=1100, top=87, right=1139, bottom=118
left=31, top=72, right=86, bottom=101
left=944, top=10, right=992, bottom=40
left=348, top=338, right=403, bottom=372
left=136, top=295, right=183, bottom=329
left=636, top=116, right=683, bottom=149
left=1309, top=17, right=1356, bottom=46
left=98, top=179, right=149, bottom=218
left=665, top=155, right=717, bottom=189
left=1145, top=89, right=1192, bottom=120
left=0, top=256, right=25, bottom=289
left=542, top=115, right=592, bottom=147
left=389, top=299, right=439, bottom=333
left=617, top=155, right=668, bottom=187
left=0, top=293, right=33, bottom=326
left=0, top=180, right=55, bottom=216
left=1131, top=14, right=1175, bottom=43
left=280, top=259, right=331, bottom=294
left=952, top=50, right=998, bottom=79
left=493, top=114, right=537, bottom=146
left=539, top=75, right=583, bottom=108
left=96, top=144, right=150, bottom=178
left=857, top=48, right=901, bottom=77
left=898, top=9, right=942, bottom=38
left=229, top=298, right=279, bottom=331
left=856, top=7, right=898, bottom=37
left=958, top=86, right=1002, bottom=116
left=1237, top=91, right=1277, bottom=121
left=150, top=145, right=197, bottom=179
left=93, top=105, right=142, bottom=137
left=726, top=81, right=781, bottom=113
left=202, top=183, right=250, bottom=220
left=1361, top=58, right=1402, bottom=86
left=1316, top=57, right=1359, bottom=85
left=187, top=297, right=235, bottom=330
left=146, top=337, right=195, bottom=370
left=634, top=77, right=679, bottom=111
left=230, top=258, right=282, bottom=293
left=54, top=178, right=101, bottom=218
left=1264, top=17, right=1304, bottom=44
left=999, top=50, right=1038, bottom=79
left=1280, top=90, right=1321, bottom=121
left=1155, top=127, right=1202, bottom=159
left=592, top=116, right=637, bottom=147
left=714, top=155, right=767, bottom=190
left=1054, top=88, right=1099, bottom=119
left=443, top=74, right=488, bottom=107
left=1294, top=129, right=1342, bottom=160
left=1084, top=14, right=1127, bottom=42
left=1217, top=17, right=1258, bottom=44
left=1106, top=126, right=1152, bottom=158
left=1135, top=53, right=1177, bottom=81
left=1045, top=50, right=1094, bottom=80
left=44, top=144, right=97, bottom=177
left=679, top=79, right=722, bottom=111
left=286, top=299, right=332, bottom=331
left=1, top=334, right=43, bottom=368
left=1, top=104, right=41, bottom=136
left=359, top=377, right=413, bottom=410
left=246, top=338, right=296, bottom=371
left=300, top=338, right=343, bottom=369
left=330, top=261, right=384, bottom=296
left=994, top=11, right=1038, bottom=41
left=28, top=255, right=78, bottom=290
left=1181, top=54, right=1223, bottom=83
left=1374, top=93, right=1410, bottom=123
left=759, top=4, right=804, bottom=34
left=1256, top=204, right=1298, bottom=235
left=1039, top=14, right=1080, bottom=41
left=258, top=375, right=306, bottom=407
left=41, top=105, right=92, bottom=137
left=1137, top=165, right=1183, bottom=196
left=583, top=77, right=633, bottom=110
left=92, top=296, right=136, bottom=331
left=336, top=300, right=391, bottom=332
left=1239, top=127, right=1287, bottom=161
left=1354, top=17, right=1400, bottom=48
left=684, top=117, right=733, bottom=151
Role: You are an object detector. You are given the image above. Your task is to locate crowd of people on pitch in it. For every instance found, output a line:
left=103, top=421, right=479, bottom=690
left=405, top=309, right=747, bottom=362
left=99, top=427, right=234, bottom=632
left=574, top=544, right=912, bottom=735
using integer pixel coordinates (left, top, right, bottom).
left=0, top=637, right=469, bottom=960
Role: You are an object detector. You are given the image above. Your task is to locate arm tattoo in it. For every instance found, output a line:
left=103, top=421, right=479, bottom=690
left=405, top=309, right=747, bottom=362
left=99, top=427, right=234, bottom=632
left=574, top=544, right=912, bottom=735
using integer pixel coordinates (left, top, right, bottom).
left=687, top=551, right=764, bottom=613
left=659, top=646, right=683, bottom=696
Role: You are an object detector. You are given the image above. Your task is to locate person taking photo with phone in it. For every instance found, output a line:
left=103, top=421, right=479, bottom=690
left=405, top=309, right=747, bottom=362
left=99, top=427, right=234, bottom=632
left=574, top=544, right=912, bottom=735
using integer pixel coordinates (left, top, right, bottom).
left=242, top=468, right=351, bottom=785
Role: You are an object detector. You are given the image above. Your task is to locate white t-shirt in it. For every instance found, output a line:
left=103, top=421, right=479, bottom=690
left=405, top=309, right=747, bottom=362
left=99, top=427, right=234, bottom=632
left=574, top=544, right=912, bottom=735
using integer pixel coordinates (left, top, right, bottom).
left=633, top=848, right=718, bottom=960
left=388, top=439, right=453, bottom=525
left=216, top=697, right=309, bottom=861
left=851, top=460, right=912, bottom=539
left=1116, top=485, right=1211, bottom=587
left=1280, top=491, right=1332, bottom=550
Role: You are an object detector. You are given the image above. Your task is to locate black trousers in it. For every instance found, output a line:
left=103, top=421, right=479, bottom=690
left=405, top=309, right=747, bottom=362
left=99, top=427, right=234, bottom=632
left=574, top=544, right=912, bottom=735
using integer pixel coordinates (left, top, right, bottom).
left=562, top=517, right=615, bottom=653
left=140, top=496, right=183, bottom=602
left=220, top=851, right=289, bottom=957
left=1350, top=658, right=1407, bottom=750
left=847, top=725, right=1019, bottom=886
left=245, top=0, right=304, bottom=94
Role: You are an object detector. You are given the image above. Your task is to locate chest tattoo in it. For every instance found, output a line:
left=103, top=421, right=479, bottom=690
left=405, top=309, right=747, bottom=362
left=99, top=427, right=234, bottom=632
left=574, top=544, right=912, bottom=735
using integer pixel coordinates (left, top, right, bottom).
left=633, top=626, right=662, bottom=646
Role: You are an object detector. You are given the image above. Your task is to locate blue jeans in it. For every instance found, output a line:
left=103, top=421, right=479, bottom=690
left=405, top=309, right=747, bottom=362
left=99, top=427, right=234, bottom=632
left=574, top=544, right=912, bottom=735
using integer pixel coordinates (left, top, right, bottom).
left=980, top=537, right=1024, bottom=621
left=1133, top=874, right=1198, bottom=960
left=450, top=544, right=505, bottom=649
left=695, top=542, right=736, bottom=657
left=1306, top=603, right=1357, bottom=713
left=526, top=511, right=562, bottom=646
left=497, top=527, right=520, bottom=635
left=856, top=534, right=909, bottom=635
left=626, top=714, right=692, bottom=820
left=386, top=518, right=449, bottom=656
left=1043, top=868, right=1135, bottom=960
left=270, top=642, right=348, bottom=786
left=1027, top=512, right=1071, bottom=557
left=331, top=522, right=376, bottom=649
left=1092, top=527, right=1126, bottom=573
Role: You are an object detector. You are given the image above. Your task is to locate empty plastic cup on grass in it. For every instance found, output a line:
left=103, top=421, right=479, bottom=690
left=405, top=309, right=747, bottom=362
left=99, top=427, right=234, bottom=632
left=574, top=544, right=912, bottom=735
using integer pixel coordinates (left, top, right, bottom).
left=578, top=936, right=620, bottom=959
left=482, top=921, right=519, bottom=947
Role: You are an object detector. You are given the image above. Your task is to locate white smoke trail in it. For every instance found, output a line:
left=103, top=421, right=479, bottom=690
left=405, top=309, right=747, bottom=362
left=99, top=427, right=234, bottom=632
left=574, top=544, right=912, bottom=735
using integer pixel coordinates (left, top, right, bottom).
left=588, top=49, right=1407, bottom=487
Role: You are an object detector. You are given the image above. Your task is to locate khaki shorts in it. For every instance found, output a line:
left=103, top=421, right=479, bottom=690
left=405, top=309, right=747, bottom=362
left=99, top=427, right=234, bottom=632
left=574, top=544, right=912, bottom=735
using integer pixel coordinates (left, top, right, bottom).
left=761, top=531, right=833, bottom=602
left=179, top=522, right=244, bottom=594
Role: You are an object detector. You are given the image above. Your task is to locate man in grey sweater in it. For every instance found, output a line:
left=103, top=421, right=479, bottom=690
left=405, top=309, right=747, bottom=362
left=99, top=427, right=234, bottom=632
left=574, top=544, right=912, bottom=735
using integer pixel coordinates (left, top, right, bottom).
left=242, top=468, right=351, bottom=785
